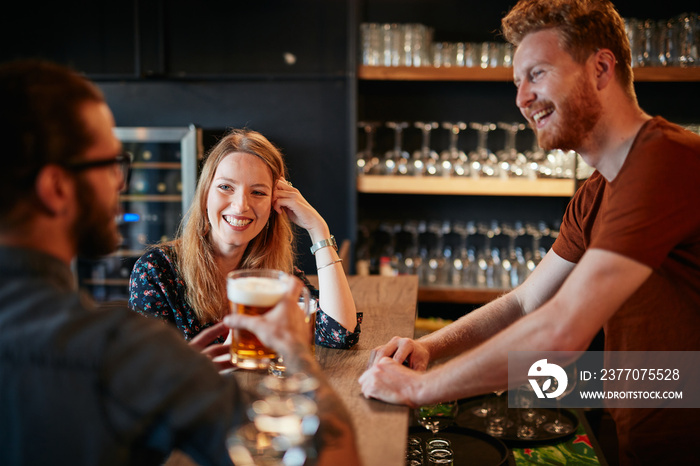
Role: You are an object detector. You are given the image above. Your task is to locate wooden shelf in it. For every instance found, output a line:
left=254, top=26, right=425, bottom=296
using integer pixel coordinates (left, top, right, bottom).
left=418, top=285, right=508, bottom=304
left=631, top=67, right=700, bottom=82
left=357, top=175, right=576, bottom=197
left=358, top=65, right=700, bottom=82
left=359, top=65, right=514, bottom=81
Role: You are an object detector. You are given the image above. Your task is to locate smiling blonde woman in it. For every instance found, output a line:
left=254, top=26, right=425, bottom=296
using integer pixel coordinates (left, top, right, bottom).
left=128, top=128, right=361, bottom=351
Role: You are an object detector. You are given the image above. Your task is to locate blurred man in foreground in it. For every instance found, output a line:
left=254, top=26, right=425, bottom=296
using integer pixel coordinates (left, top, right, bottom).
left=0, top=59, right=357, bottom=466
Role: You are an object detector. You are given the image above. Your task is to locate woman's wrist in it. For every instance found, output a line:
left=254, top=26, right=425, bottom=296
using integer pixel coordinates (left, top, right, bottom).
left=307, top=221, right=331, bottom=245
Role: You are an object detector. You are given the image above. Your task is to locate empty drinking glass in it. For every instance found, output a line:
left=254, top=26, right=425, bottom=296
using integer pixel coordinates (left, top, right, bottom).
left=356, top=121, right=381, bottom=175
left=406, top=435, right=424, bottom=464
left=414, top=122, right=440, bottom=176
left=468, top=122, right=498, bottom=177
left=360, top=23, right=382, bottom=66
left=515, top=384, right=544, bottom=440
left=657, top=18, right=677, bottom=66
left=543, top=364, right=578, bottom=434
left=441, top=122, right=469, bottom=177
left=381, top=23, right=403, bottom=67
left=228, top=393, right=319, bottom=465
left=677, top=12, right=698, bottom=67
left=486, top=390, right=510, bottom=437
left=432, top=42, right=455, bottom=68
left=383, top=121, right=410, bottom=176
left=496, top=122, right=528, bottom=179
left=403, top=24, right=433, bottom=67
left=479, top=43, right=502, bottom=69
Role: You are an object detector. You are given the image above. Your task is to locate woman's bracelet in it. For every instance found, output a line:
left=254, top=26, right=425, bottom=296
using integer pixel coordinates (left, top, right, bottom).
left=310, top=235, right=338, bottom=255
left=317, top=258, right=343, bottom=271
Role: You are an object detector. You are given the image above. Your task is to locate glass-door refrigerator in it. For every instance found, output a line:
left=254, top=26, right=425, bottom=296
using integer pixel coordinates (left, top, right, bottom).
left=76, top=125, right=202, bottom=304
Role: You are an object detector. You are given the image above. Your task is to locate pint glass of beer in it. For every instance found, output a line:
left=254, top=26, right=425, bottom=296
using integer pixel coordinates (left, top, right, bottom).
left=227, top=269, right=293, bottom=370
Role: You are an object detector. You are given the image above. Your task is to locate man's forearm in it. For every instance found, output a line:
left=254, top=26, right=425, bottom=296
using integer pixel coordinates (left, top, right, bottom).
left=417, top=291, right=524, bottom=362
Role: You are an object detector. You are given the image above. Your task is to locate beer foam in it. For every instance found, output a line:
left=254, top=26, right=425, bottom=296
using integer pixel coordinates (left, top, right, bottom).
left=227, top=276, right=288, bottom=307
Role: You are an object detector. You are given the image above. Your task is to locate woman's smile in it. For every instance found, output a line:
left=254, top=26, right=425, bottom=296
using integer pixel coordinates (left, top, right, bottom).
left=223, top=215, right=253, bottom=229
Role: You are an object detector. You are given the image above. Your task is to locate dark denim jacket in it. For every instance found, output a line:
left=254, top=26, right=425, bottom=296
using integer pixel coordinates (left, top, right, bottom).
left=0, top=246, right=244, bottom=465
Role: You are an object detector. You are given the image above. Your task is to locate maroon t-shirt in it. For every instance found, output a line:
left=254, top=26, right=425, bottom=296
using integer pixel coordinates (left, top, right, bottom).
left=552, top=117, right=700, bottom=465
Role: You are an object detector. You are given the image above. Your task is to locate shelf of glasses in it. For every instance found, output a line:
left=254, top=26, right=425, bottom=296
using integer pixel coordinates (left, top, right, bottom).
left=357, top=175, right=576, bottom=197
left=358, top=65, right=700, bottom=82
left=120, top=194, right=183, bottom=202
left=418, top=285, right=509, bottom=304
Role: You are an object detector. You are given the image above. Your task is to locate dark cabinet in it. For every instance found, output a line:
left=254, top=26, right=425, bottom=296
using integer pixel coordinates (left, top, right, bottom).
left=76, top=126, right=202, bottom=302
left=0, top=3, right=136, bottom=76
left=163, top=1, right=350, bottom=77
left=0, top=1, right=350, bottom=78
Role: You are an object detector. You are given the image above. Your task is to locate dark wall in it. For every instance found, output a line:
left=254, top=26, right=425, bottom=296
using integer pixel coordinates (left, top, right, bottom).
left=100, top=79, right=354, bottom=272
left=0, top=0, right=357, bottom=274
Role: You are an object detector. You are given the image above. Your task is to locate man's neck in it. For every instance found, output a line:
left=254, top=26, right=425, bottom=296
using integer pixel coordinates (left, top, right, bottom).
left=0, top=222, right=75, bottom=265
left=580, top=105, right=652, bottom=182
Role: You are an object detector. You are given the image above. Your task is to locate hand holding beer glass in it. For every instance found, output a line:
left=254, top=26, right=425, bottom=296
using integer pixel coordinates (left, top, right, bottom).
left=226, top=269, right=314, bottom=371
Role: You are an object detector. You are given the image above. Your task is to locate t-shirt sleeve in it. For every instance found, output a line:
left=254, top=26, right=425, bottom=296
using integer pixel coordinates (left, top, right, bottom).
left=552, top=173, right=605, bottom=264
left=591, top=124, right=700, bottom=268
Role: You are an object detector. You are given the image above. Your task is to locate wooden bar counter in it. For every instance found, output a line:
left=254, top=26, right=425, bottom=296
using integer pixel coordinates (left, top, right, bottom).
left=167, top=275, right=418, bottom=466
left=311, top=274, right=418, bottom=466
left=239, top=275, right=419, bottom=466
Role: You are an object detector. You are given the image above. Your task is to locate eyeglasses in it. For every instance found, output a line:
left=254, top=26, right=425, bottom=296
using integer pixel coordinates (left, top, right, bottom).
left=60, top=151, right=132, bottom=187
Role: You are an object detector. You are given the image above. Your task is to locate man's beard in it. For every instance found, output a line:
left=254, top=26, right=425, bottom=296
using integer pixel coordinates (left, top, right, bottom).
left=534, top=72, right=602, bottom=152
left=73, top=177, right=121, bottom=258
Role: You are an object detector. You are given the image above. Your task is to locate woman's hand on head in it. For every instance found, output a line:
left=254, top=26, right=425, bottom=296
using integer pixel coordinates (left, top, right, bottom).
left=273, top=178, right=329, bottom=241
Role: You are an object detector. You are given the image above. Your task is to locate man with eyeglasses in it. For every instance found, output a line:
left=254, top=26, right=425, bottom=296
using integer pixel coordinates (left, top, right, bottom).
left=61, top=150, right=132, bottom=186
left=0, top=59, right=358, bottom=465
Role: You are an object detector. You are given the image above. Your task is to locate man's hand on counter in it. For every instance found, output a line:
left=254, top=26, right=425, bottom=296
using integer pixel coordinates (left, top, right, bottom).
left=359, top=355, right=423, bottom=408
left=366, top=335, right=430, bottom=371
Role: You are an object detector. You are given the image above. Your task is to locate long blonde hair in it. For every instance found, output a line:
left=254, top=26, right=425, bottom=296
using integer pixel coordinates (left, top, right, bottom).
left=176, top=128, right=295, bottom=323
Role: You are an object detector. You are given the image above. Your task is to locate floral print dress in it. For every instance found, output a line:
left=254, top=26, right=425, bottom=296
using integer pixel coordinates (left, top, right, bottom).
left=128, top=245, right=362, bottom=348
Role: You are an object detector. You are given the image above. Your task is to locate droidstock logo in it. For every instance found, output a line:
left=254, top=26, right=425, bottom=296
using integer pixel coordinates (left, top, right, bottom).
left=528, top=359, right=568, bottom=399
